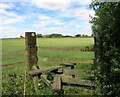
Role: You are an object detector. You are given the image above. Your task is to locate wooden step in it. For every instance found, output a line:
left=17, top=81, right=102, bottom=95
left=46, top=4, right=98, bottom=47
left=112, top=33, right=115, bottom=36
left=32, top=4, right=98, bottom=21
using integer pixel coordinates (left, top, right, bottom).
left=63, top=69, right=94, bottom=78
left=52, top=75, right=61, bottom=91
left=61, top=76, right=95, bottom=89
left=29, top=66, right=63, bottom=76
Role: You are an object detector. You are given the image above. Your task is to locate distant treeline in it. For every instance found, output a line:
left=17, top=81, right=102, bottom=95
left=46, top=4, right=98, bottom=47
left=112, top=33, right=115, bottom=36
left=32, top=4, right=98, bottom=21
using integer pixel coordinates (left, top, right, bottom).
left=2, top=33, right=93, bottom=39
left=36, top=33, right=93, bottom=38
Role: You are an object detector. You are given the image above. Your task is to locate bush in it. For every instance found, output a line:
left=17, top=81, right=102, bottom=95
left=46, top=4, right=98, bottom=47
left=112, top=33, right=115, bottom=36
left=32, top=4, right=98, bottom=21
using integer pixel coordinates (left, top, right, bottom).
left=91, top=1, right=120, bottom=96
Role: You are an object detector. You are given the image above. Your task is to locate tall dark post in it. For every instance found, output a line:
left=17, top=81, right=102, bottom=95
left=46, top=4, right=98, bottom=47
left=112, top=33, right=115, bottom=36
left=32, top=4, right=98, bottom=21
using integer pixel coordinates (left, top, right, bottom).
left=25, top=32, right=38, bottom=71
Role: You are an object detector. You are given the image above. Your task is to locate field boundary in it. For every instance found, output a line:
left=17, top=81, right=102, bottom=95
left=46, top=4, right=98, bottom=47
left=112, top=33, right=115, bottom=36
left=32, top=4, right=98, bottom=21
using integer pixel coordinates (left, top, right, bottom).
left=2, top=61, right=26, bottom=69
left=39, top=46, right=94, bottom=51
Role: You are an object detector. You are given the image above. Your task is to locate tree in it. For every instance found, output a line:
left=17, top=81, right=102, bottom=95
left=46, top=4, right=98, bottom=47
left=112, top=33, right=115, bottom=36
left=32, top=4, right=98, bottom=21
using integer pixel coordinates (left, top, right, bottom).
left=64, top=35, right=73, bottom=38
left=75, top=34, right=81, bottom=37
left=82, top=34, right=88, bottom=38
left=91, top=33, right=94, bottom=37
left=47, top=34, right=63, bottom=38
left=20, top=35, right=24, bottom=38
left=91, top=1, right=120, bottom=96
left=36, top=34, right=42, bottom=38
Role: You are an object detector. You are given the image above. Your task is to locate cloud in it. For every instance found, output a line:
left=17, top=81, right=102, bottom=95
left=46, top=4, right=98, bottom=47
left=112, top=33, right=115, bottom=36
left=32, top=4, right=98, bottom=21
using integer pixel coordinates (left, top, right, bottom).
left=0, top=3, right=19, bottom=24
left=0, top=0, right=29, bottom=3
left=0, top=8, right=26, bottom=25
left=31, top=0, right=71, bottom=10
left=0, top=9, right=19, bottom=17
left=0, top=26, right=36, bottom=38
left=74, top=7, right=95, bottom=21
left=0, top=1, right=94, bottom=38
left=32, top=15, right=66, bottom=27
left=0, top=3, right=15, bottom=9
left=58, top=6, right=95, bottom=22
left=4, top=18, right=22, bottom=24
left=0, top=26, right=18, bottom=32
left=0, top=26, right=19, bottom=38
left=72, top=0, right=91, bottom=5
left=37, top=26, right=62, bottom=33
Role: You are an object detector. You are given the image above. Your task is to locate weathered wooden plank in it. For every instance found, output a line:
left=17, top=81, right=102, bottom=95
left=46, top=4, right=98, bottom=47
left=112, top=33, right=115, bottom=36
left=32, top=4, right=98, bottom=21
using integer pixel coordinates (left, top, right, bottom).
left=63, top=69, right=88, bottom=78
left=62, top=76, right=94, bottom=88
left=41, top=75, right=52, bottom=88
left=33, top=76, right=39, bottom=94
left=52, top=75, right=61, bottom=91
left=29, top=66, right=63, bottom=76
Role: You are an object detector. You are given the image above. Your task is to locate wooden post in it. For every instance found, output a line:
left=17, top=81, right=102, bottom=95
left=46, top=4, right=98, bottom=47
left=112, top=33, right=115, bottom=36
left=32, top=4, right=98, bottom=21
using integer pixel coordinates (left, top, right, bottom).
left=25, top=32, right=38, bottom=71
left=25, top=32, right=39, bottom=94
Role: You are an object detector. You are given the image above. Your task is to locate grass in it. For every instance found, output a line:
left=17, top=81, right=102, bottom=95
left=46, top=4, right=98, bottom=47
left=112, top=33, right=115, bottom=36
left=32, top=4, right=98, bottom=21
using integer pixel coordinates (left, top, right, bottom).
left=2, top=37, right=94, bottom=95
left=2, top=63, right=26, bottom=95
left=38, top=49, right=94, bottom=59
left=2, top=49, right=94, bottom=65
left=37, top=38, right=94, bottom=47
left=2, top=53, right=26, bottom=64
left=2, top=39, right=25, bottom=52
left=2, top=38, right=94, bottom=52
left=2, top=38, right=94, bottom=64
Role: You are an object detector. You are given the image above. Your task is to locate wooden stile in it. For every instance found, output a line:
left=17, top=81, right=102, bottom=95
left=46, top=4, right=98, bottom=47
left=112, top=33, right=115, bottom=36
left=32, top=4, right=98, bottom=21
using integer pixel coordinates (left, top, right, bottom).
left=25, top=32, right=95, bottom=92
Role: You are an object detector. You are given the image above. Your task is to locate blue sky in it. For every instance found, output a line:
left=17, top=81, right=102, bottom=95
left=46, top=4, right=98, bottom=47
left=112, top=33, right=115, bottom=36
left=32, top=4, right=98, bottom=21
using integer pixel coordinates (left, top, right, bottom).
left=0, top=0, right=95, bottom=38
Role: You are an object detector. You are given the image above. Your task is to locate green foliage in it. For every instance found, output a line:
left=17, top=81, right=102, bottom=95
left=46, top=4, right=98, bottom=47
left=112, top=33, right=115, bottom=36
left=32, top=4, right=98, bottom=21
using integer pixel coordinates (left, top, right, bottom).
left=47, top=33, right=63, bottom=38
left=36, top=34, right=42, bottom=38
left=75, top=34, right=82, bottom=37
left=91, top=1, right=120, bottom=96
left=2, top=73, right=24, bottom=96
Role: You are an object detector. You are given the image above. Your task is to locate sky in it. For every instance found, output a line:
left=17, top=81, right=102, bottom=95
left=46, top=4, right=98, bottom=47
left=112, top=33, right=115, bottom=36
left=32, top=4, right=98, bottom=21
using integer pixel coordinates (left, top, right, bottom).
left=0, top=0, right=95, bottom=38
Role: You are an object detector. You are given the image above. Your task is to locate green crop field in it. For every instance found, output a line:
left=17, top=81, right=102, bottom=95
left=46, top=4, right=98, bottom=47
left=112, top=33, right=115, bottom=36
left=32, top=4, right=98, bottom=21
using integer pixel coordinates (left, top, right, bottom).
left=2, top=38, right=94, bottom=95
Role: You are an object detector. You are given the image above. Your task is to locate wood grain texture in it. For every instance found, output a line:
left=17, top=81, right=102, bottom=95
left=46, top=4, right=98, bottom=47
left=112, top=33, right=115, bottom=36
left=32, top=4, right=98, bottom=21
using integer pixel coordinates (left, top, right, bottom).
left=52, top=75, right=61, bottom=91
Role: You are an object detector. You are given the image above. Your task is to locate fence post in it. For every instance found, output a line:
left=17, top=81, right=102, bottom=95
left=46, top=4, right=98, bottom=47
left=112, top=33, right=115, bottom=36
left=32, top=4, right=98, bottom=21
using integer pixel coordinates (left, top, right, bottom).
left=25, top=32, right=38, bottom=71
left=25, top=32, right=39, bottom=94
